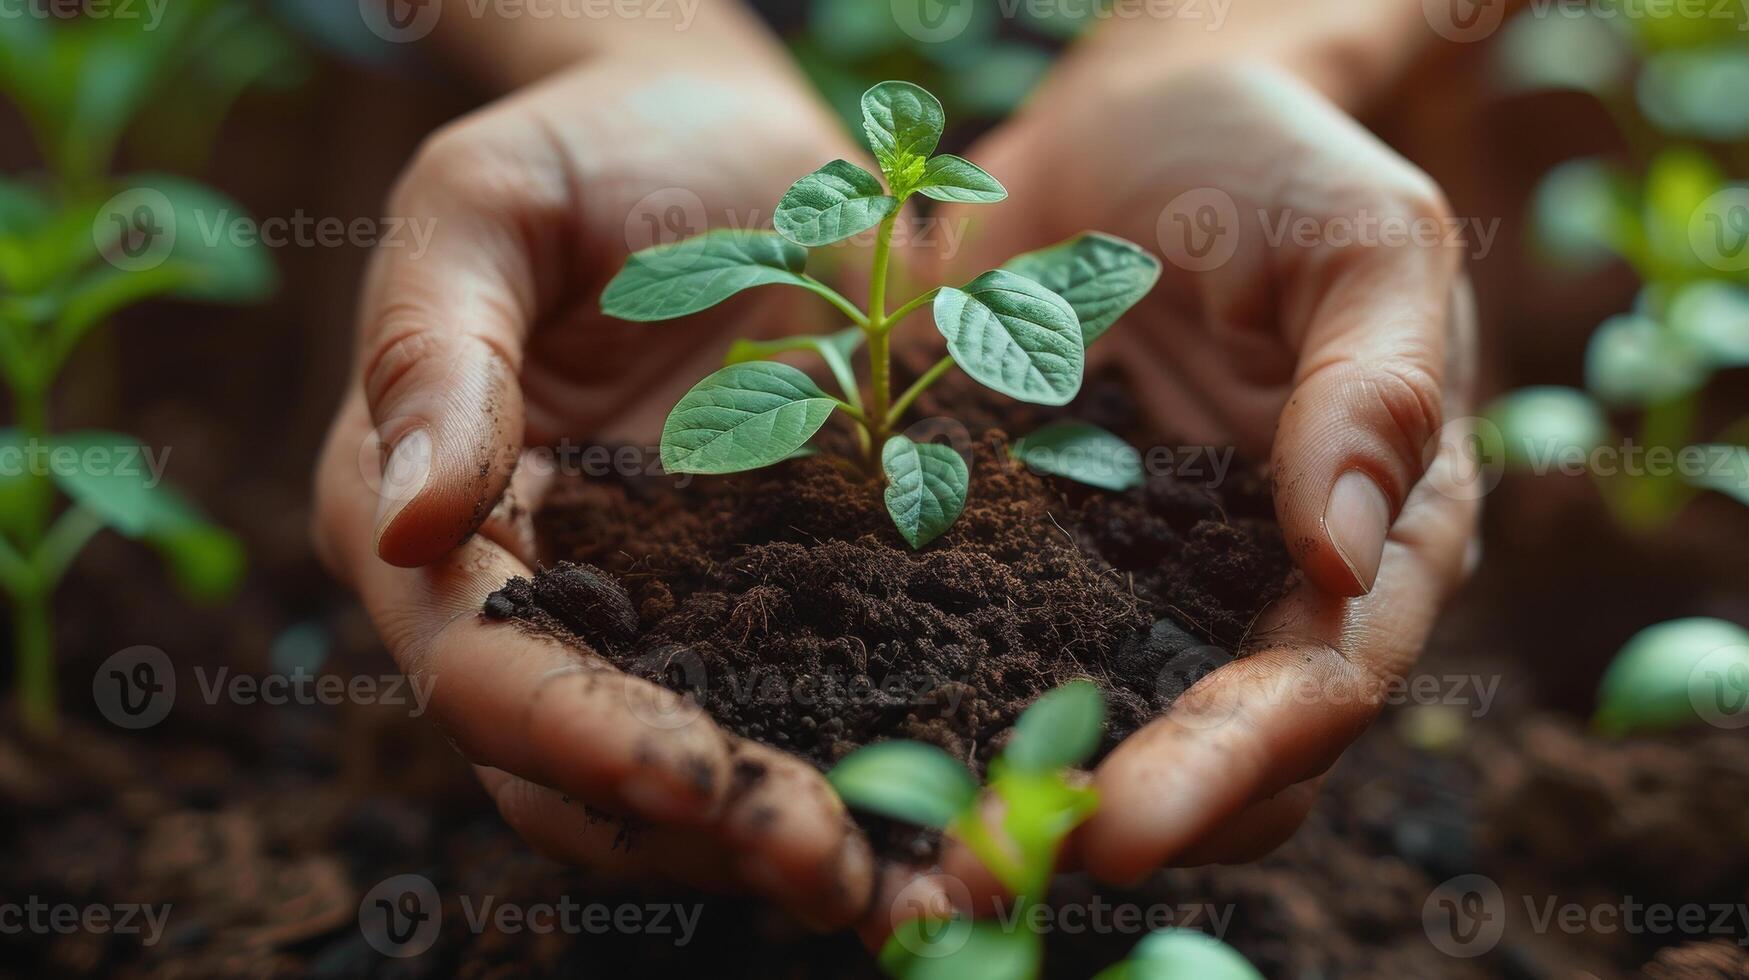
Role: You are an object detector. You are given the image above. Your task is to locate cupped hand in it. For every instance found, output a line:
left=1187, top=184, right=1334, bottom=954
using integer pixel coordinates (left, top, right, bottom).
left=930, top=61, right=1483, bottom=902
left=312, top=54, right=901, bottom=927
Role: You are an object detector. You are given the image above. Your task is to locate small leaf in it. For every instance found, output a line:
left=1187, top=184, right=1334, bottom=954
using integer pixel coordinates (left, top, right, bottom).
left=828, top=740, right=978, bottom=828
left=1531, top=158, right=1636, bottom=270
left=1003, top=680, right=1107, bottom=773
left=915, top=155, right=1007, bottom=204
left=861, top=81, right=945, bottom=195
left=601, top=230, right=810, bottom=322
left=1683, top=444, right=1749, bottom=507
left=1584, top=313, right=1709, bottom=407
left=1483, top=387, right=1610, bottom=469
left=1011, top=421, right=1144, bottom=492
left=879, top=919, right=1040, bottom=980
left=882, top=435, right=970, bottom=549
left=1002, top=232, right=1161, bottom=344
left=934, top=270, right=1084, bottom=405
left=1594, top=617, right=1749, bottom=736
left=50, top=431, right=181, bottom=537
left=659, top=362, right=837, bottom=475
left=725, top=327, right=865, bottom=406
left=1668, top=280, right=1749, bottom=367
left=774, top=159, right=898, bottom=247
left=1123, top=929, right=1265, bottom=980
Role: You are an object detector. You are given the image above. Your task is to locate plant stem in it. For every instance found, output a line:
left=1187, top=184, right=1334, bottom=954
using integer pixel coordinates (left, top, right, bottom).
left=800, top=276, right=870, bottom=329
left=887, top=355, right=956, bottom=428
left=13, top=589, right=54, bottom=736
left=865, top=213, right=900, bottom=463
left=952, top=810, right=1027, bottom=897
left=886, top=287, right=939, bottom=329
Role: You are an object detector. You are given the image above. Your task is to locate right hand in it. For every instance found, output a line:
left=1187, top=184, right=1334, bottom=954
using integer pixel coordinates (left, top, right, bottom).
left=312, top=52, right=901, bottom=928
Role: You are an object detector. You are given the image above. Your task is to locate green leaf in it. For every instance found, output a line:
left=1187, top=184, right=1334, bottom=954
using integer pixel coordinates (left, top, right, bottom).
left=861, top=81, right=945, bottom=195
left=725, top=327, right=865, bottom=407
left=1584, top=313, right=1709, bottom=407
left=49, top=431, right=179, bottom=537
left=1002, top=233, right=1162, bottom=344
left=600, top=230, right=810, bottom=322
left=1122, top=929, right=1265, bottom=980
left=882, top=436, right=970, bottom=549
left=1495, top=10, right=1630, bottom=97
left=1003, top=681, right=1106, bottom=773
left=134, top=487, right=245, bottom=600
left=1011, top=421, right=1143, bottom=492
left=659, top=362, right=838, bottom=475
left=945, top=42, right=1053, bottom=117
left=915, top=155, right=1007, bottom=204
left=933, top=270, right=1084, bottom=405
left=1483, top=387, right=1610, bottom=469
left=93, top=175, right=279, bottom=303
left=774, top=159, right=897, bottom=247
left=1683, top=444, right=1749, bottom=507
left=1638, top=46, right=1749, bottom=142
left=828, top=740, right=978, bottom=828
left=1594, top=617, right=1749, bottom=736
left=879, top=919, right=1040, bottom=980
left=1531, top=158, right=1637, bottom=270
left=1669, top=280, right=1749, bottom=367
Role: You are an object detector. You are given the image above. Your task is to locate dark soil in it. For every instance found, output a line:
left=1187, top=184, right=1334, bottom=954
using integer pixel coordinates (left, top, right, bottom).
left=484, top=381, right=1295, bottom=788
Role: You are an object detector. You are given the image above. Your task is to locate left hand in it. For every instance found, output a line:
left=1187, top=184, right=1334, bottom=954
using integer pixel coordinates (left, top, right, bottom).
left=927, top=60, right=1482, bottom=904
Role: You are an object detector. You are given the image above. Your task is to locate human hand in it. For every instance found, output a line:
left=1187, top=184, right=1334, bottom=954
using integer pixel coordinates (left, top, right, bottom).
left=312, top=51, right=895, bottom=928
left=931, top=61, right=1482, bottom=899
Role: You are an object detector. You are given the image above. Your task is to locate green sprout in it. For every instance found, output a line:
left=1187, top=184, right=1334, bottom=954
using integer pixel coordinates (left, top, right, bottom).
left=829, top=683, right=1263, bottom=979
left=0, top=4, right=296, bottom=732
left=599, top=81, right=1160, bottom=547
left=830, top=681, right=1106, bottom=976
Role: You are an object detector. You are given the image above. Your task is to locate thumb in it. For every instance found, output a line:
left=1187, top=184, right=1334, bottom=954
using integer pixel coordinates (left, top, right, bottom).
left=359, top=127, right=542, bottom=568
left=1272, top=225, right=1460, bottom=597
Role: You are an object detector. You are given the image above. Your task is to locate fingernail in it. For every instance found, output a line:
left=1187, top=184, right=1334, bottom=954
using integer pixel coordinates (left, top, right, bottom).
left=619, top=773, right=689, bottom=823
left=373, top=427, right=431, bottom=550
left=1324, top=470, right=1390, bottom=594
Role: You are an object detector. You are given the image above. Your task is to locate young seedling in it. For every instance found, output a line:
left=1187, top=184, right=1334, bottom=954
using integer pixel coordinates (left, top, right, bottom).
left=827, top=681, right=1106, bottom=977
left=0, top=7, right=293, bottom=731
left=599, top=81, right=1161, bottom=548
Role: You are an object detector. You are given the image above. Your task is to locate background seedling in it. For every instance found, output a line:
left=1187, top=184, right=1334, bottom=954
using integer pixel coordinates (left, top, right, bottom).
left=600, top=81, right=1162, bottom=548
left=0, top=2, right=297, bottom=732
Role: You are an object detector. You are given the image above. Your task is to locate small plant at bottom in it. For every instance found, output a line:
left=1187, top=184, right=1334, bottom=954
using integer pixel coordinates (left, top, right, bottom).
left=599, top=80, right=1161, bottom=549
left=828, top=682, right=1261, bottom=979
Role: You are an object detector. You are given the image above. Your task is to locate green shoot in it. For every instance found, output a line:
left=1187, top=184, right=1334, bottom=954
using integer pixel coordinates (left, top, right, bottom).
left=827, top=681, right=1106, bottom=978
left=599, top=81, right=1162, bottom=548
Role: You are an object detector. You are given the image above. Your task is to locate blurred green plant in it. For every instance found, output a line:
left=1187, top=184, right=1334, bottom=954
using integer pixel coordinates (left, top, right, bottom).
left=1488, top=4, right=1749, bottom=532
left=790, top=0, right=1100, bottom=135
left=0, top=0, right=300, bottom=733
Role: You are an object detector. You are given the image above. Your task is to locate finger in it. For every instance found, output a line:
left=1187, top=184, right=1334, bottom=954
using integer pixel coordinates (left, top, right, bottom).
left=317, top=396, right=877, bottom=925
left=855, top=865, right=962, bottom=952
left=1081, top=440, right=1480, bottom=884
left=358, top=103, right=579, bottom=567
left=476, top=767, right=740, bottom=891
left=1271, top=185, right=1464, bottom=596
left=1168, top=777, right=1322, bottom=867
